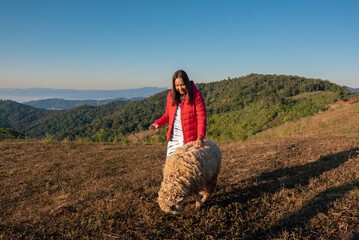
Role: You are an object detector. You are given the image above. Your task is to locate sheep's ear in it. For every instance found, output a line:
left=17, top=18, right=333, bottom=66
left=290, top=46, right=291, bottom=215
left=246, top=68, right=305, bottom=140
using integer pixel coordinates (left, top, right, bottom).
left=176, top=197, right=184, bottom=203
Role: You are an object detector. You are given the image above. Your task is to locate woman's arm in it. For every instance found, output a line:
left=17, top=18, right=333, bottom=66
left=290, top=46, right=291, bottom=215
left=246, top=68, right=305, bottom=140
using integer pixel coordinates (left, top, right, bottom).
left=194, top=91, right=207, bottom=140
left=149, top=92, right=171, bottom=130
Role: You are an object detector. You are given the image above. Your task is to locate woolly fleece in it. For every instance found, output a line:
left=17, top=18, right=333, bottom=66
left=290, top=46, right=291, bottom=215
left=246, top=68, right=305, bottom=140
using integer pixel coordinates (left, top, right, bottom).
left=158, top=140, right=221, bottom=214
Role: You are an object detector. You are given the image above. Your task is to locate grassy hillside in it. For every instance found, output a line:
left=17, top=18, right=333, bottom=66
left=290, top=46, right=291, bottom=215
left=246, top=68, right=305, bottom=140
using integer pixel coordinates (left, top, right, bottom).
left=206, top=91, right=340, bottom=141
left=0, top=74, right=351, bottom=142
left=252, top=101, right=359, bottom=140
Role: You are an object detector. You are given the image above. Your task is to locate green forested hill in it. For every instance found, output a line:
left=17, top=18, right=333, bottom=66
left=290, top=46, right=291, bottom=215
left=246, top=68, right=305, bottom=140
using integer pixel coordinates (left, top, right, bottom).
left=0, top=100, right=129, bottom=140
left=197, top=74, right=349, bottom=141
left=0, top=74, right=350, bottom=142
left=0, top=100, right=48, bottom=130
left=0, top=127, right=24, bottom=139
left=23, top=98, right=126, bottom=110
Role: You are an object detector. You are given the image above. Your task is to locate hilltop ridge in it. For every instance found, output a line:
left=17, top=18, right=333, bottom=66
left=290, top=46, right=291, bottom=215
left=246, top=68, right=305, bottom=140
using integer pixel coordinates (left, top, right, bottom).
left=23, top=97, right=143, bottom=110
left=0, top=74, right=351, bottom=142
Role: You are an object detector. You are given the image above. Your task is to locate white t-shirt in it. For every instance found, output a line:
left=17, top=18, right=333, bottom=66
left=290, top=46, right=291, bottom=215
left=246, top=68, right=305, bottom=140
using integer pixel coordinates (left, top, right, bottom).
left=166, top=96, right=185, bottom=158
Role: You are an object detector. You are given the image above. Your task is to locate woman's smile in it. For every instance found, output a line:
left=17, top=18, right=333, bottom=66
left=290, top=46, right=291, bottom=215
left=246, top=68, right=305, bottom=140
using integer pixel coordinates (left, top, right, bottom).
left=175, top=78, right=187, bottom=96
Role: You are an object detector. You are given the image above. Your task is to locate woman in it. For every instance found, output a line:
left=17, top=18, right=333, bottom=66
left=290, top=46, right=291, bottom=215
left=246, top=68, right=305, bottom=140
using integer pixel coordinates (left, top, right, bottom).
left=149, top=70, right=206, bottom=158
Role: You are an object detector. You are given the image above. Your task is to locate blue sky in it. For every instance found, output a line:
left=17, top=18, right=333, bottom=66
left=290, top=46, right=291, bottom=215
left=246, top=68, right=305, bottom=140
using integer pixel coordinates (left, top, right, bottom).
left=1, top=0, right=358, bottom=90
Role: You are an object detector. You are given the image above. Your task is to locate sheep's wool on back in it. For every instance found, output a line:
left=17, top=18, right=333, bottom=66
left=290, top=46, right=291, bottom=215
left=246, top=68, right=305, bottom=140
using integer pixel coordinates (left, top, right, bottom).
left=158, top=140, right=222, bottom=214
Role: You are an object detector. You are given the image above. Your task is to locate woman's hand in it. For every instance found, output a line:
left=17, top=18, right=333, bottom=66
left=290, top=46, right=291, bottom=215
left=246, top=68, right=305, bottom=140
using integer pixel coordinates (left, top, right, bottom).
left=196, top=136, right=204, bottom=148
left=149, top=123, right=159, bottom=130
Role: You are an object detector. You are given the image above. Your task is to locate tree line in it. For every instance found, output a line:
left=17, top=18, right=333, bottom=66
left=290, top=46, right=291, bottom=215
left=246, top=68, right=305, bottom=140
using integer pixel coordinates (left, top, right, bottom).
left=0, top=74, right=351, bottom=143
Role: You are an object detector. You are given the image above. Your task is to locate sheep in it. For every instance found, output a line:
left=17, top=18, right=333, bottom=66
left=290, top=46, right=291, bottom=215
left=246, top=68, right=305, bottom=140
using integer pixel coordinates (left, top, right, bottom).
left=158, top=139, right=222, bottom=214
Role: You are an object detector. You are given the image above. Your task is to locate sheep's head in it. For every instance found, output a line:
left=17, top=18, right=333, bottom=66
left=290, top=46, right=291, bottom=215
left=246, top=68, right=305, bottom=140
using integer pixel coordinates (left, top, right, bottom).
left=158, top=182, right=184, bottom=214
left=158, top=193, right=183, bottom=214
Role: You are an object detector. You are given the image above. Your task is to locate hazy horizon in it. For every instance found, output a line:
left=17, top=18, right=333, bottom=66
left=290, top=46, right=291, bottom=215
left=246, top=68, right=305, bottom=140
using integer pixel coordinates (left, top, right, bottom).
left=0, top=86, right=168, bottom=103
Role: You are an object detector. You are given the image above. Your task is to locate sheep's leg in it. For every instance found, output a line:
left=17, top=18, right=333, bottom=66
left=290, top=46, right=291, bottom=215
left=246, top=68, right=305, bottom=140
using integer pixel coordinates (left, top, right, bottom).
left=202, top=171, right=219, bottom=204
left=195, top=193, right=202, bottom=209
left=207, top=177, right=217, bottom=194
left=200, top=183, right=212, bottom=204
left=208, top=170, right=219, bottom=193
left=201, top=191, right=209, bottom=204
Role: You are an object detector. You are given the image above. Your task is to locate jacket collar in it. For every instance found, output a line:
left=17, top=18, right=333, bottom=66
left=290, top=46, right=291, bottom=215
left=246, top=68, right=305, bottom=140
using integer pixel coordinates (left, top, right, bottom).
left=190, top=81, right=199, bottom=94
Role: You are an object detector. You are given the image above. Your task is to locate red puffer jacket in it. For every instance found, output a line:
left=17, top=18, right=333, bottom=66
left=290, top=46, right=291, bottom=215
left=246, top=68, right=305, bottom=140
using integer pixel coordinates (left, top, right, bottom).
left=155, top=81, right=206, bottom=143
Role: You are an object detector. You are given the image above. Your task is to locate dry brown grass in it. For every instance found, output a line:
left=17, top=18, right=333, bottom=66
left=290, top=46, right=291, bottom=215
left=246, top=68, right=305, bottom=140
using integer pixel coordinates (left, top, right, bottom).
left=288, top=91, right=326, bottom=100
left=1, top=132, right=359, bottom=239
left=252, top=101, right=359, bottom=140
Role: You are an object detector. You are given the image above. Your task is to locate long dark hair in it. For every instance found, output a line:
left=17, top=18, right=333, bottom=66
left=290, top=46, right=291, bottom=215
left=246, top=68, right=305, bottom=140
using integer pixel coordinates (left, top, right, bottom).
left=171, top=70, right=193, bottom=106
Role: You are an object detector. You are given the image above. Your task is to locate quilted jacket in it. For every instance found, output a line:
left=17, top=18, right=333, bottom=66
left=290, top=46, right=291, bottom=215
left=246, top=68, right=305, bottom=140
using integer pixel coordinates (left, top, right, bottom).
left=155, top=81, right=206, bottom=143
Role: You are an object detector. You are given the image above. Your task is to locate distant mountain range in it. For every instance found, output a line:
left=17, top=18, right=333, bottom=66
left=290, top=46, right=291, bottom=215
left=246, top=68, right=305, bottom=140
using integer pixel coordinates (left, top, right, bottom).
left=0, top=87, right=168, bottom=103
left=348, top=87, right=359, bottom=93
left=23, top=97, right=143, bottom=110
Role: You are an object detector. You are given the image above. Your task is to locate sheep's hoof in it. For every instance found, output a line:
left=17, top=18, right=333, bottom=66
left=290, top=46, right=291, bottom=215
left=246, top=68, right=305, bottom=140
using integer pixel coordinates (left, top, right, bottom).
left=201, top=196, right=209, bottom=204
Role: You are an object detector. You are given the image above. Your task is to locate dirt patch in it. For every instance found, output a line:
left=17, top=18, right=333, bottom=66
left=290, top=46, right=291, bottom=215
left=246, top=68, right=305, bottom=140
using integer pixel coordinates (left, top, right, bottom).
left=329, top=98, right=359, bottom=109
left=289, top=91, right=324, bottom=100
left=127, top=129, right=158, bottom=143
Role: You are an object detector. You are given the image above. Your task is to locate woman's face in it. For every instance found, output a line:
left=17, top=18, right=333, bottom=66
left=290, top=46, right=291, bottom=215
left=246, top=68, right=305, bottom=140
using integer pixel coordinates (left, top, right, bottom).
left=175, top=78, right=187, bottom=96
